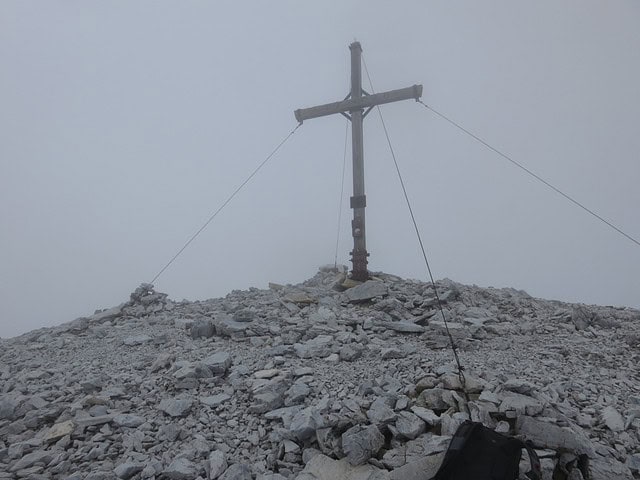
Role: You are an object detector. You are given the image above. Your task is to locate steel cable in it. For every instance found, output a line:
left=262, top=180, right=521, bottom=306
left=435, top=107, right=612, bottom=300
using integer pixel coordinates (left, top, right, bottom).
left=418, top=99, right=640, bottom=249
left=334, top=120, right=350, bottom=269
left=361, top=55, right=471, bottom=408
left=149, top=122, right=302, bottom=285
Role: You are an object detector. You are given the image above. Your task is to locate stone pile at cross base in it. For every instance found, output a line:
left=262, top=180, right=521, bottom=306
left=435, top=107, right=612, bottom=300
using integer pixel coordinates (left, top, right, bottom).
left=1, top=268, right=639, bottom=480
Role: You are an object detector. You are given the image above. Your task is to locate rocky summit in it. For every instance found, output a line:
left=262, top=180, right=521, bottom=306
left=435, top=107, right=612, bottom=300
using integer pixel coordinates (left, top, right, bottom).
left=1, top=268, right=639, bottom=480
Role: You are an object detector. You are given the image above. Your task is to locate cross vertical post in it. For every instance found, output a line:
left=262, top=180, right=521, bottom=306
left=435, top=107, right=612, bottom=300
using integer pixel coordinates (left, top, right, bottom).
left=294, top=42, right=422, bottom=281
left=349, top=42, right=368, bottom=281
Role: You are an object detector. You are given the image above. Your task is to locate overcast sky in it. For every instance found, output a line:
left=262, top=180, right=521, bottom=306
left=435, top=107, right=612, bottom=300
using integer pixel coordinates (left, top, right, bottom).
left=1, top=1, right=639, bottom=338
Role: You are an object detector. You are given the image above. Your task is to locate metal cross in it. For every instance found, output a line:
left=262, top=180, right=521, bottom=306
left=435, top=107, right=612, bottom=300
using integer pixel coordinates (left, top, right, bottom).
left=294, top=41, right=422, bottom=281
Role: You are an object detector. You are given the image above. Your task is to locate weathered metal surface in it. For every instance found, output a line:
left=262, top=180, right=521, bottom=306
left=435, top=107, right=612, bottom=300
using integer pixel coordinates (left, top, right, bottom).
left=294, top=85, right=422, bottom=123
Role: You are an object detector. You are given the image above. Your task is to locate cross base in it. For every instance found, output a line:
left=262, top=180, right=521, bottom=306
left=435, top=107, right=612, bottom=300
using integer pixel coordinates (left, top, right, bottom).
left=350, top=249, right=370, bottom=281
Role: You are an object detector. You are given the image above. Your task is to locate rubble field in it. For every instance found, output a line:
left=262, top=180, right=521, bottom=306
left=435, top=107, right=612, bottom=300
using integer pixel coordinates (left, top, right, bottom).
left=1, top=267, right=639, bottom=479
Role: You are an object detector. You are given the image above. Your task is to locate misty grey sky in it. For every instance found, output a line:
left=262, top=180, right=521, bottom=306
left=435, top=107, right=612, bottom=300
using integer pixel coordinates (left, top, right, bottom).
left=1, top=1, right=639, bottom=338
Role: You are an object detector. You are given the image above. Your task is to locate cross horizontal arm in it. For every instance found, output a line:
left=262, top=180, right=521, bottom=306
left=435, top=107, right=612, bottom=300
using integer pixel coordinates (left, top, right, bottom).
left=294, top=84, right=423, bottom=123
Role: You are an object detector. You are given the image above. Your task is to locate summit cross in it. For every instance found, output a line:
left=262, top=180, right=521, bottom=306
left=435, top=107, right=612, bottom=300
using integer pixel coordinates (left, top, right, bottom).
left=294, top=41, right=422, bottom=281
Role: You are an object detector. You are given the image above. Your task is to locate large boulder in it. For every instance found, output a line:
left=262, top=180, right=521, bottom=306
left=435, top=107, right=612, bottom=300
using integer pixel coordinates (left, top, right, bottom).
left=342, top=424, right=385, bottom=466
left=346, top=281, right=389, bottom=303
left=515, top=416, right=596, bottom=458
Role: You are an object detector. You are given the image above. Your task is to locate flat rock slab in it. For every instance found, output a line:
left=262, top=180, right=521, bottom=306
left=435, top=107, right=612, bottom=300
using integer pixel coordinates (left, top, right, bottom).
left=10, top=450, right=55, bottom=472
left=374, top=321, right=425, bottom=334
left=114, top=462, right=144, bottom=480
left=123, top=334, right=153, bottom=346
left=346, top=281, right=389, bottom=303
left=590, top=456, right=634, bottom=479
left=90, top=304, right=124, bottom=323
left=202, top=351, right=232, bottom=375
left=200, top=393, right=232, bottom=407
left=254, top=369, right=281, bottom=379
left=164, top=457, right=198, bottom=480
left=295, top=453, right=389, bottom=480
left=215, top=316, right=255, bottom=337
left=515, top=416, right=596, bottom=458
left=410, top=407, right=440, bottom=426
left=601, top=405, right=625, bottom=432
left=76, top=415, right=114, bottom=427
left=44, top=420, right=75, bottom=442
left=209, top=450, right=227, bottom=479
left=219, top=463, right=252, bottom=480
left=113, top=413, right=145, bottom=428
left=158, top=398, right=193, bottom=417
left=388, top=452, right=446, bottom=480
left=294, top=335, right=334, bottom=359
left=499, top=393, right=544, bottom=416
left=284, top=292, right=317, bottom=305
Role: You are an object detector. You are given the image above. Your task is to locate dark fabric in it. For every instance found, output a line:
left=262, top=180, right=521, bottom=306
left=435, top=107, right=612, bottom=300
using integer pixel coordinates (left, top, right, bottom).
left=431, top=421, right=541, bottom=480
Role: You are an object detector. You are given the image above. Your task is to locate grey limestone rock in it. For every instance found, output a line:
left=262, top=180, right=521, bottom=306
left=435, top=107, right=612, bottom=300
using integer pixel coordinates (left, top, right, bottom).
left=75, top=414, right=114, bottom=427
left=501, top=378, right=538, bottom=395
left=367, top=397, right=397, bottom=425
left=295, top=453, right=389, bottom=479
left=113, top=414, right=145, bottom=428
left=250, top=378, right=287, bottom=414
left=515, top=416, right=596, bottom=458
left=202, top=351, right=232, bottom=375
left=151, top=352, right=174, bottom=372
left=571, top=306, right=595, bottom=330
left=284, top=292, right=317, bottom=305
left=410, top=406, right=440, bottom=426
left=346, top=280, right=389, bottom=303
left=214, top=316, right=255, bottom=337
left=158, top=397, right=193, bottom=417
left=2, top=268, right=638, bottom=479
left=191, top=318, right=216, bottom=339
left=394, top=411, right=426, bottom=440
left=44, top=420, right=75, bottom=442
left=84, top=472, right=117, bottom=480
left=265, top=405, right=303, bottom=428
left=342, top=424, right=385, bottom=466
left=289, top=407, right=323, bottom=441
left=113, top=462, right=144, bottom=480
left=200, top=393, right=231, bottom=407
left=123, top=334, right=153, bottom=346
left=9, top=450, right=55, bottom=472
left=589, top=456, right=634, bottom=479
left=499, top=393, right=544, bottom=417
left=440, top=412, right=469, bottom=436
left=339, top=343, right=364, bottom=362
left=601, top=405, right=625, bottom=432
left=164, top=457, right=199, bottom=480
left=294, top=335, right=334, bottom=359
left=285, top=382, right=311, bottom=406
left=219, top=463, right=252, bottom=480
left=626, top=454, right=640, bottom=474
left=388, top=452, right=446, bottom=480
left=0, top=395, right=20, bottom=420
left=209, top=450, right=228, bottom=479
left=416, top=388, right=458, bottom=411
left=374, top=321, right=425, bottom=334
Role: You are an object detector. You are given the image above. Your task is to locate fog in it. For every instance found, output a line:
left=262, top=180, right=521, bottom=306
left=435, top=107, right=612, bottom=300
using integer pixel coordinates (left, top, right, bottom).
left=1, top=1, right=639, bottom=338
